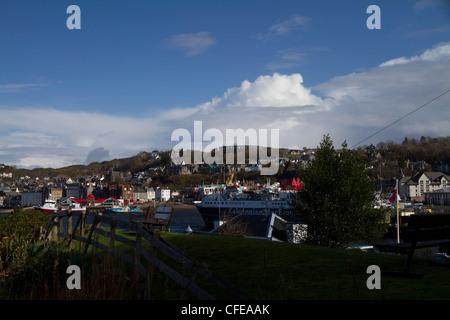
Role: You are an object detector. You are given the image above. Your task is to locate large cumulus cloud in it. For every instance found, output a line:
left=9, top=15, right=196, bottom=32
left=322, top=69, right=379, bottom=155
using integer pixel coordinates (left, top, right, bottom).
left=1, top=42, right=450, bottom=168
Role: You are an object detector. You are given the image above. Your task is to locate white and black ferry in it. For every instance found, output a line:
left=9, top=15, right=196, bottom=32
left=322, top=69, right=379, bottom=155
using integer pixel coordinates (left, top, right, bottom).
left=194, top=184, right=296, bottom=229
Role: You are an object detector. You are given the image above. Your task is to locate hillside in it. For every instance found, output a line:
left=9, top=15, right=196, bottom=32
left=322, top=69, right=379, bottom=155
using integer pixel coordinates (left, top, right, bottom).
left=357, top=136, right=450, bottom=180
left=1, top=151, right=163, bottom=180
left=2, top=135, right=449, bottom=182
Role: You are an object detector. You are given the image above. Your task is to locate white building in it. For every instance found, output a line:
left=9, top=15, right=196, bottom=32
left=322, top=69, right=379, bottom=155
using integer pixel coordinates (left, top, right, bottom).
left=133, top=188, right=148, bottom=201
left=0, top=172, right=12, bottom=178
left=146, top=187, right=156, bottom=201
left=156, top=187, right=171, bottom=201
left=400, top=172, right=450, bottom=202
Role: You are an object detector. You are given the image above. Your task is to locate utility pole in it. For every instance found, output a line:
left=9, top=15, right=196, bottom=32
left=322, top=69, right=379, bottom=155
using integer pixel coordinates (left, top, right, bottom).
left=396, top=178, right=400, bottom=244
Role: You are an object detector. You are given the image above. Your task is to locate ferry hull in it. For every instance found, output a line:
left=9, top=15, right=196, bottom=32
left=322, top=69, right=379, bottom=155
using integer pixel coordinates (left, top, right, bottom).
left=196, top=204, right=294, bottom=229
left=195, top=206, right=228, bottom=229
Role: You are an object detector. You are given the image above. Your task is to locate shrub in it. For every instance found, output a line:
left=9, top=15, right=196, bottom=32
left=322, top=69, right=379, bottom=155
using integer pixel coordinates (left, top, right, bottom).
left=1, top=242, right=143, bottom=300
left=0, top=208, right=49, bottom=273
left=1, top=242, right=87, bottom=299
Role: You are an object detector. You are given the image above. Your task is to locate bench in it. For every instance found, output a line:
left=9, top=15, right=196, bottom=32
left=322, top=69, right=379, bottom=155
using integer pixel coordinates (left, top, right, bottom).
left=373, top=213, right=450, bottom=277
left=129, top=206, right=174, bottom=232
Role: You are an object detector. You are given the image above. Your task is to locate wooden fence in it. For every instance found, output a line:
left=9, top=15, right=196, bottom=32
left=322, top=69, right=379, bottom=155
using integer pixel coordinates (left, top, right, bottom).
left=44, top=210, right=251, bottom=300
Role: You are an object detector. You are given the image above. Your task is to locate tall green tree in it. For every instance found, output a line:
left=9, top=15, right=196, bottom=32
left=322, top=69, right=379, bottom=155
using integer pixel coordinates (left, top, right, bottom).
left=295, top=134, right=387, bottom=247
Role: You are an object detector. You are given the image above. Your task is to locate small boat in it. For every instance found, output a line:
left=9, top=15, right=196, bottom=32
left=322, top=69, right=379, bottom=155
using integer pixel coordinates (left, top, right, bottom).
left=35, top=199, right=85, bottom=214
left=106, top=205, right=139, bottom=213
left=35, top=199, right=60, bottom=214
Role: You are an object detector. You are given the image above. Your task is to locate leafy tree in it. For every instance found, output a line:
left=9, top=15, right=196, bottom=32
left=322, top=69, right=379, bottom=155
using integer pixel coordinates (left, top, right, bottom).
left=294, top=134, right=387, bottom=247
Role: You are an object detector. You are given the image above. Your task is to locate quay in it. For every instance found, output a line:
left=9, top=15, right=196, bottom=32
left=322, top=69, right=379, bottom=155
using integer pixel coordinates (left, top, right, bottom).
left=58, top=205, right=113, bottom=214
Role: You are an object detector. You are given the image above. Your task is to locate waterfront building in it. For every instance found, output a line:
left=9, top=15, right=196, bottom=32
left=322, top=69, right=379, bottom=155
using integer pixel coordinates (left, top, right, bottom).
left=21, top=191, right=43, bottom=207
left=121, top=185, right=134, bottom=206
left=66, top=183, right=81, bottom=199
left=156, top=187, right=171, bottom=201
left=400, top=171, right=450, bottom=202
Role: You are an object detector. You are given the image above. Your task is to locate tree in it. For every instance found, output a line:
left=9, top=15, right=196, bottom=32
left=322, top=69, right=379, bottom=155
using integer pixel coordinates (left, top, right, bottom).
left=294, top=134, right=387, bottom=247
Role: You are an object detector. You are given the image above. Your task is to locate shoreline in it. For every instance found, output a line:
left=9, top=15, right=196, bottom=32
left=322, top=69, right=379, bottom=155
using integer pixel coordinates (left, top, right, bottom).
left=0, top=202, right=199, bottom=216
left=138, top=201, right=198, bottom=211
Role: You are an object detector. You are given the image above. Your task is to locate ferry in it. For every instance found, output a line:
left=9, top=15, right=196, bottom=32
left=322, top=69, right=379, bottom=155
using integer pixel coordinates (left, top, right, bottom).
left=194, top=183, right=297, bottom=229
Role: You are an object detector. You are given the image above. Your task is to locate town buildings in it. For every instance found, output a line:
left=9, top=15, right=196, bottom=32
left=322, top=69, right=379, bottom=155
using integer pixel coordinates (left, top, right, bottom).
left=400, top=171, right=450, bottom=204
left=0, top=174, right=166, bottom=207
left=1, top=146, right=449, bottom=208
left=156, top=187, right=171, bottom=201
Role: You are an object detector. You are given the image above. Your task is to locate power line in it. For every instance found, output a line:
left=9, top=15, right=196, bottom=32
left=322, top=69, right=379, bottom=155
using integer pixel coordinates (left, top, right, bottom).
left=351, top=88, right=450, bottom=149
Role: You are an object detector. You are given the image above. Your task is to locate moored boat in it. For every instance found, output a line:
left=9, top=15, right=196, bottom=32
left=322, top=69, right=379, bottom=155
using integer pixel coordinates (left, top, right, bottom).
left=106, top=205, right=139, bottom=213
left=35, top=199, right=85, bottom=214
left=194, top=183, right=297, bottom=229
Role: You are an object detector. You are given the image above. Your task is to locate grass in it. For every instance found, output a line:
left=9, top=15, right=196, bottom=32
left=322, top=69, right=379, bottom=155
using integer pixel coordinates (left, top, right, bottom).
left=2, top=226, right=450, bottom=300
left=161, top=233, right=450, bottom=300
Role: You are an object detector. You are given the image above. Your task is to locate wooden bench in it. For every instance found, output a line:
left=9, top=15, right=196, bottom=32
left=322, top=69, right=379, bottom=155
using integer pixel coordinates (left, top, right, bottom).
left=130, top=206, right=174, bottom=232
left=373, top=213, right=450, bottom=277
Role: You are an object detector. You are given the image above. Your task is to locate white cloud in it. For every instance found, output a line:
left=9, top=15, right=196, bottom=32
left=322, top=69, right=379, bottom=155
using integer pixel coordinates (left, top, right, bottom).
left=0, top=83, right=44, bottom=92
left=198, top=73, right=324, bottom=110
left=164, top=31, right=216, bottom=56
left=380, top=42, right=450, bottom=67
left=315, top=42, right=450, bottom=147
left=258, top=15, right=311, bottom=41
left=163, top=73, right=331, bottom=152
left=413, top=0, right=447, bottom=11
left=406, top=26, right=450, bottom=38
left=266, top=47, right=328, bottom=71
left=2, top=42, right=450, bottom=168
left=0, top=107, right=166, bottom=168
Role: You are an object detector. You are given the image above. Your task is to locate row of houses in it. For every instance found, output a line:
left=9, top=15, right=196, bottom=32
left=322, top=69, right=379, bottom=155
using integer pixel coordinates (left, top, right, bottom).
left=0, top=184, right=173, bottom=208
left=399, top=171, right=450, bottom=204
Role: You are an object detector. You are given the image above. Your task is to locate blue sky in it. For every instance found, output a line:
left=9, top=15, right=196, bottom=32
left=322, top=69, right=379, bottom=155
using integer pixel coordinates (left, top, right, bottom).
left=0, top=0, right=450, bottom=168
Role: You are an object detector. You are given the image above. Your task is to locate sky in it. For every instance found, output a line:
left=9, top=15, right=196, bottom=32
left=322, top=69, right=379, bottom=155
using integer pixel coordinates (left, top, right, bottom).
left=0, top=0, right=450, bottom=168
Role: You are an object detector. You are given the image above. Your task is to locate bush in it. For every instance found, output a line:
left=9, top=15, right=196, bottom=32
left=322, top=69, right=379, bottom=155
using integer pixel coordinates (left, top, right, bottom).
left=0, top=208, right=49, bottom=272
left=1, top=242, right=143, bottom=300
left=0, top=242, right=87, bottom=299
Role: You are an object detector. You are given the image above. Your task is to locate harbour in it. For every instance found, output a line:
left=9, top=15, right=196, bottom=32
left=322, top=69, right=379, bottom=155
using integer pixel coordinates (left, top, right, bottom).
left=0, top=203, right=206, bottom=234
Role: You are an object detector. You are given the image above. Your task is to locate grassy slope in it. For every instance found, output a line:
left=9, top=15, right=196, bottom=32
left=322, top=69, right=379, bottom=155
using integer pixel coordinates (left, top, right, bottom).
left=161, top=233, right=450, bottom=300
left=6, top=227, right=446, bottom=300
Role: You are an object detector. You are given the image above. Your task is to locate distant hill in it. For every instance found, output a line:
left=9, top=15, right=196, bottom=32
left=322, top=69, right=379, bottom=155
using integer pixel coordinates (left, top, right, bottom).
left=1, top=151, right=164, bottom=180
left=2, top=136, right=448, bottom=180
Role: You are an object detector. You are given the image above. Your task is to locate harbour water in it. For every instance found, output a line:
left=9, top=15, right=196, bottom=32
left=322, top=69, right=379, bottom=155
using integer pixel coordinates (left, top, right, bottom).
left=169, top=208, right=206, bottom=233
left=0, top=205, right=207, bottom=234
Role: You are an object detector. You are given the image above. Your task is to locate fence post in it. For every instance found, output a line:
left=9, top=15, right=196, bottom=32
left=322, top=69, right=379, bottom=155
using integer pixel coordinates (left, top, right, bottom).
left=84, top=214, right=101, bottom=255
left=67, top=210, right=73, bottom=249
left=50, top=215, right=58, bottom=242
left=109, top=216, right=117, bottom=249
left=80, top=210, right=86, bottom=251
left=58, top=214, right=64, bottom=242
left=145, top=231, right=160, bottom=299
left=133, top=232, right=143, bottom=295
left=134, top=233, right=142, bottom=272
